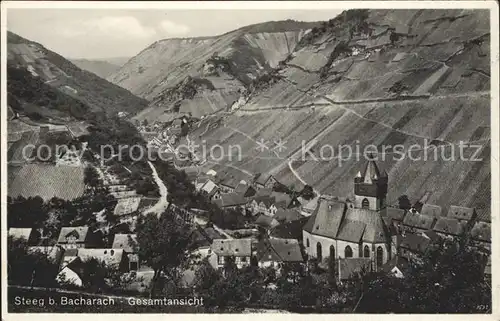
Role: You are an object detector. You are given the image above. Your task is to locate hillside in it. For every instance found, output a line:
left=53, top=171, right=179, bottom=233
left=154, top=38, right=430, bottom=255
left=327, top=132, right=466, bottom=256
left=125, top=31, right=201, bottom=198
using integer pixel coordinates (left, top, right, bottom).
left=181, top=9, right=491, bottom=219
left=108, top=20, right=319, bottom=120
left=70, top=59, right=122, bottom=79
left=7, top=32, right=148, bottom=118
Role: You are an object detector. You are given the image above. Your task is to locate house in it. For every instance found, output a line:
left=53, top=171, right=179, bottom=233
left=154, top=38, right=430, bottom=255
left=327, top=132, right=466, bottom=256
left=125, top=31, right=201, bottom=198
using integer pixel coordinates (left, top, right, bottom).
left=197, top=179, right=221, bottom=200
left=338, top=258, right=372, bottom=281
left=56, top=255, right=84, bottom=287
left=28, top=245, right=65, bottom=265
left=470, top=221, right=491, bottom=254
left=401, top=210, right=436, bottom=233
left=420, top=204, right=443, bottom=218
left=272, top=192, right=301, bottom=209
left=211, top=239, right=252, bottom=269
left=303, top=159, right=392, bottom=271
left=250, top=196, right=278, bottom=216
left=255, top=214, right=280, bottom=230
left=8, top=228, right=39, bottom=245
left=77, top=248, right=129, bottom=272
left=112, top=234, right=139, bottom=271
left=213, top=193, right=248, bottom=212
left=447, top=206, right=477, bottom=222
left=382, top=256, right=410, bottom=278
left=234, top=181, right=256, bottom=198
left=57, top=226, right=92, bottom=249
left=270, top=216, right=310, bottom=241
left=381, top=207, right=407, bottom=224
left=255, top=174, right=277, bottom=189
left=256, top=238, right=304, bottom=270
left=399, top=233, right=431, bottom=263
left=432, top=217, right=468, bottom=239
left=274, top=208, right=302, bottom=224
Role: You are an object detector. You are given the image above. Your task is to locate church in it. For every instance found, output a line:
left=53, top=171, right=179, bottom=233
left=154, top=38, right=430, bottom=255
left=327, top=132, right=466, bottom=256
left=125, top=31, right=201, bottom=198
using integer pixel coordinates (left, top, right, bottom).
left=302, top=158, right=393, bottom=271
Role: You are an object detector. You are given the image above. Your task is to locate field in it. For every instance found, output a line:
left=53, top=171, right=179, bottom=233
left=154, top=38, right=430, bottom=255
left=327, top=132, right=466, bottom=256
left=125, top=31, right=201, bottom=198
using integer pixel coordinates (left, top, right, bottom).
left=189, top=93, right=490, bottom=219
left=8, top=164, right=85, bottom=201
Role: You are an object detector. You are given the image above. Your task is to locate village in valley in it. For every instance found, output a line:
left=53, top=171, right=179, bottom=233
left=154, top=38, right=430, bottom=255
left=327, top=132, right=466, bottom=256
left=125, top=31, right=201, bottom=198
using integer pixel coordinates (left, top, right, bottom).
left=8, top=111, right=492, bottom=310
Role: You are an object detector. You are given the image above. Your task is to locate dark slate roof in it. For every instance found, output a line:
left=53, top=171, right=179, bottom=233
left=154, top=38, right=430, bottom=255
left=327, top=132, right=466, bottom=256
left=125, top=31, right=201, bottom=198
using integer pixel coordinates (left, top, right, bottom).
left=274, top=208, right=302, bottom=223
left=403, top=211, right=436, bottom=230
left=470, top=221, right=491, bottom=243
left=214, top=192, right=248, bottom=207
left=57, top=226, right=89, bottom=244
left=338, top=258, right=372, bottom=280
left=399, top=233, right=431, bottom=253
left=211, top=239, right=252, bottom=257
left=420, top=204, right=443, bottom=218
left=255, top=214, right=279, bottom=229
left=252, top=195, right=276, bottom=208
left=337, top=220, right=366, bottom=243
left=448, top=206, right=476, bottom=221
left=381, top=207, right=406, bottom=222
left=344, top=207, right=388, bottom=243
left=254, top=188, right=273, bottom=198
left=357, top=159, right=387, bottom=184
left=382, top=256, right=410, bottom=274
left=271, top=217, right=309, bottom=240
left=256, top=238, right=303, bottom=263
left=304, top=199, right=346, bottom=239
left=433, top=217, right=467, bottom=236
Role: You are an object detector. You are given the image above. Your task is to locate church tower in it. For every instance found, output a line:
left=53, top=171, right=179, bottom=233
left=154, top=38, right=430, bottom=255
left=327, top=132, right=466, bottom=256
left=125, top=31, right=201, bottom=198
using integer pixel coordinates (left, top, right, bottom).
left=354, top=157, right=388, bottom=211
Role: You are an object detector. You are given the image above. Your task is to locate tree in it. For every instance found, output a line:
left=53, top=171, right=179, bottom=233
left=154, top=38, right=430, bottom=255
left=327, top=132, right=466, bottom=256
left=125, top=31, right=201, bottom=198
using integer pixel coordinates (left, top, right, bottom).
left=8, top=196, right=48, bottom=229
left=300, top=185, right=315, bottom=200
left=354, top=239, right=491, bottom=313
left=84, top=165, right=101, bottom=188
left=136, top=209, right=195, bottom=297
left=398, top=195, right=412, bottom=210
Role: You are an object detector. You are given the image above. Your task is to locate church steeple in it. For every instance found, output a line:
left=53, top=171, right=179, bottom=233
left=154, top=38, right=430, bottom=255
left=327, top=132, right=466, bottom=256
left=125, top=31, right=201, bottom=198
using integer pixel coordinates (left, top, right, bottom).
left=354, top=157, right=388, bottom=211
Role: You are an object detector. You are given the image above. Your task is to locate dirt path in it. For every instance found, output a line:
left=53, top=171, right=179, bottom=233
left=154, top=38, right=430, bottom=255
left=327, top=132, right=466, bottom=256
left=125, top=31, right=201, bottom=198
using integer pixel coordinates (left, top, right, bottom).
left=143, top=161, right=169, bottom=216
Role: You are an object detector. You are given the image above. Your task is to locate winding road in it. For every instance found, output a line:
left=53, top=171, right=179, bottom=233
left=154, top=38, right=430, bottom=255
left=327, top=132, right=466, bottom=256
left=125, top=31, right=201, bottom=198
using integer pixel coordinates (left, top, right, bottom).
left=143, top=161, right=169, bottom=216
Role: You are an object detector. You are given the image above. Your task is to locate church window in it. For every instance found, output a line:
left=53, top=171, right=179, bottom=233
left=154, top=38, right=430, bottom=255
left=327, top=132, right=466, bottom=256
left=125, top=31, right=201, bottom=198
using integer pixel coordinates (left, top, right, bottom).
left=306, top=238, right=310, bottom=247
left=316, top=242, right=323, bottom=261
left=329, top=245, right=335, bottom=260
left=362, top=198, right=370, bottom=209
left=345, top=245, right=353, bottom=258
left=376, top=246, right=384, bottom=267
left=364, top=245, right=370, bottom=257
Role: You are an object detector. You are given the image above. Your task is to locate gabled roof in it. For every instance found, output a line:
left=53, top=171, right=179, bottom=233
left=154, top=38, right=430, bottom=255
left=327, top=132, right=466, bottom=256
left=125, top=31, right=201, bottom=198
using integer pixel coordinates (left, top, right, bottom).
left=201, top=179, right=218, bottom=195
left=344, top=207, right=388, bottom=243
left=337, top=220, right=366, bottom=243
left=448, top=206, right=476, bottom=221
left=256, top=238, right=303, bottom=263
left=338, top=258, right=372, bottom=280
left=28, top=246, right=64, bottom=264
left=271, top=192, right=293, bottom=208
left=8, top=228, right=33, bottom=241
left=433, top=217, right=467, bottom=236
left=271, top=217, right=310, bottom=240
left=211, top=239, right=252, bottom=257
left=57, top=226, right=89, bottom=244
left=399, top=233, right=431, bottom=254
left=111, top=234, right=138, bottom=253
left=254, top=188, right=273, bottom=198
left=253, top=195, right=276, bottom=208
left=420, top=204, right=443, bottom=218
left=255, top=214, right=280, bottom=229
left=214, top=192, right=248, bottom=207
left=303, top=199, right=346, bottom=239
left=403, top=211, right=436, bottom=230
left=77, top=248, right=125, bottom=267
left=470, top=221, right=491, bottom=243
left=381, top=207, right=406, bottom=222
left=382, top=256, right=410, bottom=274
left=274, top=208, right=302, bottom=223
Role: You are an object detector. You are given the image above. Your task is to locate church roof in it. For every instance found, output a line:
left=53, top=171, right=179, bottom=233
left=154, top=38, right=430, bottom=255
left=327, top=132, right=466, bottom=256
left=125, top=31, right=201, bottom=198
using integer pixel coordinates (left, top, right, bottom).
left=337, top=220, right=366, bottom=243
left=344, top=207, right=388, bottom=243
left=303, top=199, right=345, bottom=239
left=359, top=159, right=387, bottom=183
